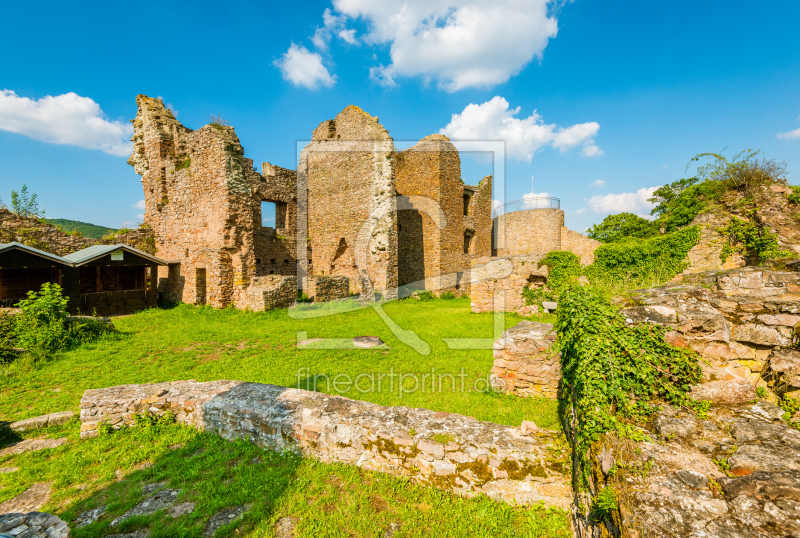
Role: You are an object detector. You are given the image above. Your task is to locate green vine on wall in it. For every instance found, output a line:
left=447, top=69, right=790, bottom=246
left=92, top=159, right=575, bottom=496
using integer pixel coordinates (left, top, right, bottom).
left=719, top=214, right=792, bottom=264
left=556, top=287, right=707, bottom=484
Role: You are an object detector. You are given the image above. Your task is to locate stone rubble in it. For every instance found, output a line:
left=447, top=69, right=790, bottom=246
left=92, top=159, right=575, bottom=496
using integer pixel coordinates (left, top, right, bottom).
left=577, top=401, right=800, bottom=537
left=0, top=438, right=68, bottom=457
left=0, top=512, right=70, bottom=538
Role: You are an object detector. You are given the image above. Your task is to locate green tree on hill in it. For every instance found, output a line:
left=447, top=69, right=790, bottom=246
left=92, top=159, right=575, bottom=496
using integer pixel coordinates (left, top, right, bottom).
left=587, top=212, right=659, bottom=243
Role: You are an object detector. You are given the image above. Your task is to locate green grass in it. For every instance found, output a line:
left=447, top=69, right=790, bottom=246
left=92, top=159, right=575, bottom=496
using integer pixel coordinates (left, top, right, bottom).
left=0, top=297, right=559, bottom=430
left=0, top=420, right=570, bottom=537
left=44, top=218, right=116, bottom=239
left=0, top=297, right=569, bottom=536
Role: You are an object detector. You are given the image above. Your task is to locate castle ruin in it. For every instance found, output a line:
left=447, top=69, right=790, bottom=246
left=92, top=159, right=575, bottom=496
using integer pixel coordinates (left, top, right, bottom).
left=129, top=96, right=502, bottom=310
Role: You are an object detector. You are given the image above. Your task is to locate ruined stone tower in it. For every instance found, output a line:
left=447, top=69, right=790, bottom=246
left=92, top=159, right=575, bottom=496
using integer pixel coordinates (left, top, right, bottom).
left=300, top=106, right=399, bottom=298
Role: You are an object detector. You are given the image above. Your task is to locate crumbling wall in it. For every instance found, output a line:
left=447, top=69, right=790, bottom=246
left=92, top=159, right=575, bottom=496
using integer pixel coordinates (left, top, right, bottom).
left=560, top=227, right=601, bottom=266
left=470, top=255, right=547, bottom=316
left=467, top=176, right=493, bottom=260
left=129, top=95, right=273, bottom=310
left=80, top=380, right=572, bottom=508
left=395, top=135, right=467, bottom=294
left=253, top=163, right=302, bottom=277
left=491, top=321, right=561, bottom=399
left=301, top=106, right=398, bottom=298
left=304, top=275, right=349, bottom=302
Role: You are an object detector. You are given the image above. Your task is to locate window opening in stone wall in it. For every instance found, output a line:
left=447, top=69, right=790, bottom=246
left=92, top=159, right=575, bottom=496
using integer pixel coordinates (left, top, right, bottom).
left=463, top=193, right=472, bottom=216
left=464, top=230, right=475, bottom=254
left=261, top=201, right=276, bottom=228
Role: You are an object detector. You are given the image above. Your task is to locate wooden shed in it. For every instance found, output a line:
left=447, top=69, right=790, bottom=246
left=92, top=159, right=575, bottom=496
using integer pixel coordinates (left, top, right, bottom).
left=61, top=245, right=169, bottom=315
left=0, top=242, right=73, bottom=307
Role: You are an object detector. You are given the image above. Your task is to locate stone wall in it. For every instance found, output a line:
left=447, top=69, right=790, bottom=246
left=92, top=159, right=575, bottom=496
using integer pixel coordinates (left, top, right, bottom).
left=304, top=275, right=350, bottom=301
left=394, top=135, right=491, bottom=296
left=622, top=267, right=800, bottom=405
left=470, top=255, right=547, bottom=316
left=494, top=209, right=564, bottom=257
left=0, top=208, right=155, bottom=256
left=560, top=227, right=601, bottom=266
left=79, top=380, right=572, bottom=508
left=302, top=106, right=398, bottom=299
left=491, top=322, right=560, bottom=399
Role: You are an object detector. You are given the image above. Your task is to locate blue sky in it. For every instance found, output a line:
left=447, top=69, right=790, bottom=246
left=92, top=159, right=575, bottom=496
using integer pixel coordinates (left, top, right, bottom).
left=1, top=0, right=798, bottom=232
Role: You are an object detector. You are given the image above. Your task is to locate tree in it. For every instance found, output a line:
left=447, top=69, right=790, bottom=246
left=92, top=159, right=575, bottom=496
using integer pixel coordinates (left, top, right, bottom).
left=690, top=149, right=786, bottom=194
left=587, top=212, right=659, bottom=243
left=10, top=184, right=43, bottom=217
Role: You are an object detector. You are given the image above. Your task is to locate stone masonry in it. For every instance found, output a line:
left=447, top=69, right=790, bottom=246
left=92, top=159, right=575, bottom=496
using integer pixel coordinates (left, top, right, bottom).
left=129, top=96, right=496, bottom=309
left=470, top=254, right=549, bottom=316
left=491, top=321, right=560, bottom=399
left=79, top=380, right=572, bottom=509
left=395, top=134, right=492, bottom=296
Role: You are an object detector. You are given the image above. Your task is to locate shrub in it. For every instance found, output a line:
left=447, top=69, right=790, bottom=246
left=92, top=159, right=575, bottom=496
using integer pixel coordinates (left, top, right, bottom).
left=0, top=313, right=17, bottom=364
left=691, top=149, right=787, bottom=194
left=720, top=215, right=792, bottom=264
left=586, top=226, right=700, bottom=286
left=13, top=283, right=71, bottom=361
left=439, top=291, right=456, bottom=300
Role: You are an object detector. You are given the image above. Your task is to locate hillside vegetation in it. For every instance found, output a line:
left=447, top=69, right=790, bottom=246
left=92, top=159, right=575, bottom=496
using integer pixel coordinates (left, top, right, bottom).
left=44, top=218, right=116, bottom=239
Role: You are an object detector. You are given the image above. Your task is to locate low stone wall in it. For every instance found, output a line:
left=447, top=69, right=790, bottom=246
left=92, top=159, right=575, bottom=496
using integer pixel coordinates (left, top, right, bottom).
left=237, top=275, right=297, bottom=310
left=79, top=380, right=572, bottom=508
left=304, top=275, right=350, bottom=302
left=491, top=322, right=560, bottom=399
left=470, top=255, right=546, bottom=316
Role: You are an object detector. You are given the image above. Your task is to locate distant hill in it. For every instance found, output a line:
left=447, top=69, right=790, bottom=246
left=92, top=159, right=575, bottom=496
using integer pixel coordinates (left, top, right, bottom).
left=45, top=218, right=116, bottom=239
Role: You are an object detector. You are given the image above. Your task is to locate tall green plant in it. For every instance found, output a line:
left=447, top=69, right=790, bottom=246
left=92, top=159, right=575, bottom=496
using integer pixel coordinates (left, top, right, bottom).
left=14, top=283, right=70, bottom=360
left=10, top=184, right=43, bottom=217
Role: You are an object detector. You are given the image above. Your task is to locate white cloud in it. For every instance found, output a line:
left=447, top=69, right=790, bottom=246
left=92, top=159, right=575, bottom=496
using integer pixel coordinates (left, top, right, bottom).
left=0, top=90, right=133, bottom=156
left=275, top=44, right=337, bottom=89
left=592, top=179, right=606, bottom=187
left=333, top=0, right=560, bottom=91
left=581, top=144, right=603, bottom=157
left=440, top=96, right=601, bottom=161
left=121, top=220, right=138, bottom=229
left=133, top=200, right=145, bottom=210
left=135, top=214, right=144, bottom=221
left=588, top=187, right=659, bottom=215
left=777, top=128, right=800, bottom=140
left=312, top=8, right=359, bottom=51
left=575, top=208, right=587, bottom=214
left=492, top=199, right=503, bottom=212
left=523, top=192, right=554, bottom=209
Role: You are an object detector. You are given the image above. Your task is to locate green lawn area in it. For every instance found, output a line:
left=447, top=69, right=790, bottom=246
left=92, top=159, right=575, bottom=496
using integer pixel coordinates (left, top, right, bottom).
left=0, top=420, right=571, bottom=537
left=0, top=297, right=560, bottom=430
left=0, top=297, right=570, bottom=537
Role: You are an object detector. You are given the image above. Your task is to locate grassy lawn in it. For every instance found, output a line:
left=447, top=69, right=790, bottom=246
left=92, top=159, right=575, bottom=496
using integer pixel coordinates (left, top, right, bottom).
left=0, top=297, right=559, bottom=430
left=0, top=420, right=571, bottom=537
left=0, top=297, right=570, bottom=536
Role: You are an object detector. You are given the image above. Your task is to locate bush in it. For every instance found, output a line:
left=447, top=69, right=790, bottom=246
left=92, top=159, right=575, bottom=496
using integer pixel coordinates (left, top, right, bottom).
left=586, top=226, right=700, bottom=286
left=13, top=283, right=71, bottom=361
left=10, top=283, right=110, bottom=365
left=0, top=313, right=17, bottom=364
left=439, top=291, right=456, bottom=300
left=720, top=215, right=792, bottom=264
